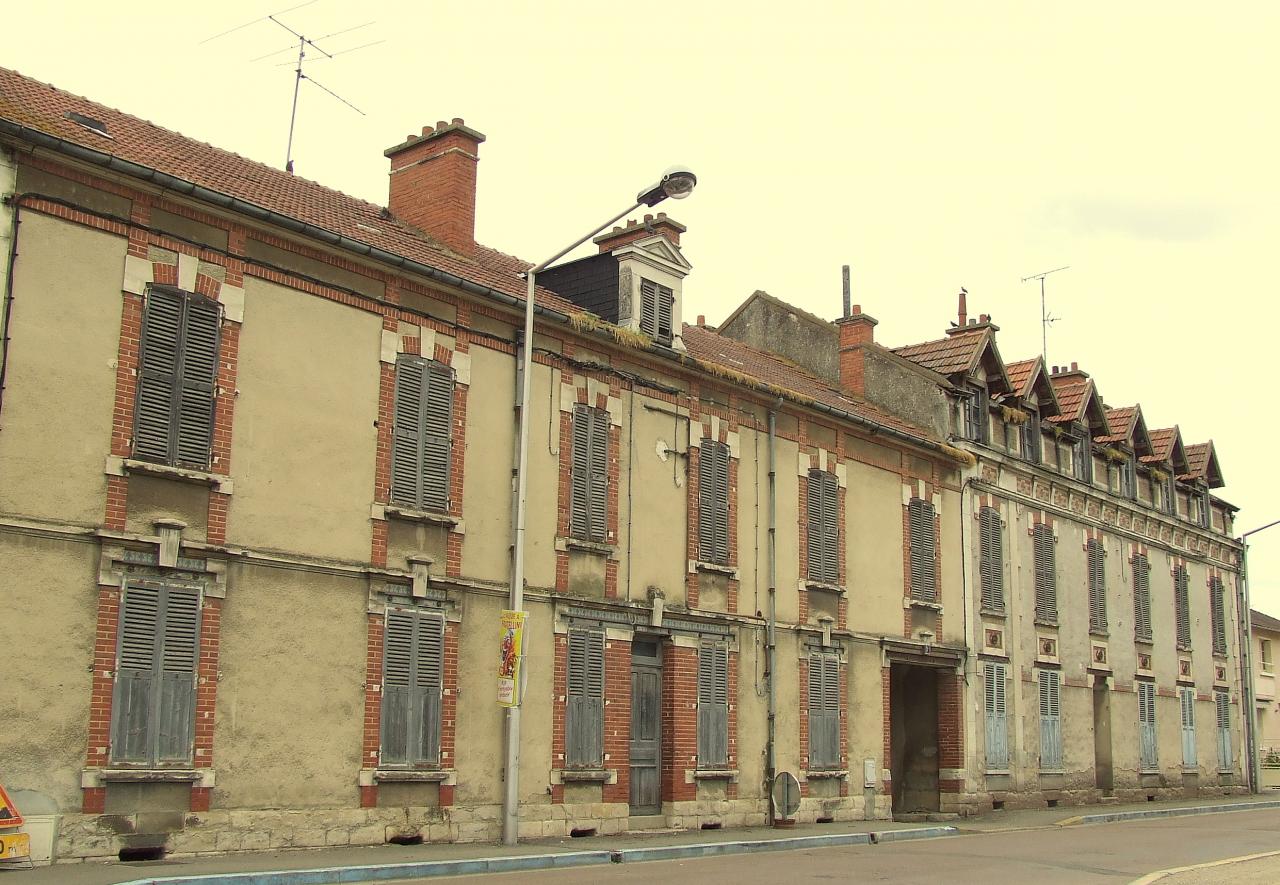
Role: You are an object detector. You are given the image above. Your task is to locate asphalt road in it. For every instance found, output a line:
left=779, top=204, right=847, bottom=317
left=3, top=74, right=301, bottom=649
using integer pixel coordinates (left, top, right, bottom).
left=369, top=808, right=1280, bottom=884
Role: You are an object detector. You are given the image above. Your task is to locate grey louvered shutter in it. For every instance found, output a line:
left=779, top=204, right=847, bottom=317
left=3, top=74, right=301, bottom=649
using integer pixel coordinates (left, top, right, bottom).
left=806, top=471, right=823, bottom=580
left=1039, top=669, right=1062, bottom=770
left=1180, top=687, right=1197, bottom=768
left=382, top=609, right=445, bottom=765
left=566, top=630, right=604, bottom=766
left=1133, top=554, right=1153, bottom=641
left=1088, top=539, right=1107, bottom=633
left=656, top=284, right=674, bottom=341
left=639, top=279, right=658, bottom=337
left=391, top=357, right=425, bottom=508
left=979, top=507, right=1004, bottom=612
left=698, top=441, right=730, bottom=564
left=175, top=297, right=220, bottom=469
left=909, top=499, right=936, bottom=601
left=588, top=408, right=609, bottom=542
left=381, top=610, right=414, bottom=765
left=570, top=406, right=591, bottom=539
left=1175, top=567, right=1192, bottom=649
left=698, top=643, right=729, bottom=767
left=806, top=470, right=838, bottom=584
left=1216, top=691, right=1232, bottom=770
left=808, top=653, right=840, bottom=770
left=421, top=363, right=454, bottom=511
left=392, top=358, right=454, bottom=511
left=1210, top=577, right=1227, bottom=655
left=1033, top=523, right=1057, bottom=623
left=984, top=663, right=1009, bottom=769
left=417, top=613, right=444, bottom=763
left=112, top=584, right=161, bottom=763
left=134, top=288, right=184, bottom=463
left=155, top=587, right=199, bottom=763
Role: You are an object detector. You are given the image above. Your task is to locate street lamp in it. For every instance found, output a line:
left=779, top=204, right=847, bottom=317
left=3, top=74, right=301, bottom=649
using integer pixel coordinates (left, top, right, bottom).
left=1238, top=518, right=1280, bottom=794
left=502, top=167, right=698, bottom=846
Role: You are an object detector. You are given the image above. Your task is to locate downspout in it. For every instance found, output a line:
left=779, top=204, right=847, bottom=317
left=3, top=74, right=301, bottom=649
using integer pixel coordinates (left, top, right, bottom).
left=0, top=192, right=25, bottom=423
left=765, top=403, right=779, bottom=825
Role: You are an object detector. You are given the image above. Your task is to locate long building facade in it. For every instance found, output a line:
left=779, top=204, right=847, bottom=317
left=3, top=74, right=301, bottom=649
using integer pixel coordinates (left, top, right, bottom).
left=0, top=66, right=1246, bottom=864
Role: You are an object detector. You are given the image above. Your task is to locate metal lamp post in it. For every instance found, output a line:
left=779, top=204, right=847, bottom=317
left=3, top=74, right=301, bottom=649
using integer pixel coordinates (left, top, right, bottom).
left=1238, top=517, right=1280, bottom=794
left=501, top=168, right=697, bottom=846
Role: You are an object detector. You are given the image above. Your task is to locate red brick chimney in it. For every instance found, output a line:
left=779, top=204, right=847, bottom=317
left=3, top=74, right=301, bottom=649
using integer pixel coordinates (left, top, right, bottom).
left=836, top=304, right=878, bottom=395
left=385, top=119, right=486, bottom=256
left=593, top=213, right=685, bottom=253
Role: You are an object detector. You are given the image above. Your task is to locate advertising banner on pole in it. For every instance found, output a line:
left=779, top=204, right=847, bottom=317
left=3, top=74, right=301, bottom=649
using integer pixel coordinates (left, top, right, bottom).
left=497, top=610, right=526, bottom=707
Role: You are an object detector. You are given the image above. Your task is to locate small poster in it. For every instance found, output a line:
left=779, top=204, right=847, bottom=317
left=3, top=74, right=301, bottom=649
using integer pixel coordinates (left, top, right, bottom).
left=497, top=610, right=526, bottom=707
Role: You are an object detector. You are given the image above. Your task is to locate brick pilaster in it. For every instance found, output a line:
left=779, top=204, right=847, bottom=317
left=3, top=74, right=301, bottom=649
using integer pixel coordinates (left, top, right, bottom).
left=602, top=638, right=631, bottom=803
left=662, top=644, right=698, bottom=803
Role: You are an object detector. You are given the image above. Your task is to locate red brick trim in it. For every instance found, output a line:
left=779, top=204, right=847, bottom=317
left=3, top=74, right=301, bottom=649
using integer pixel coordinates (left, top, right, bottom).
left=662, top=643, right=697, bottom=803
left=602, top=638, right=631, bottom=804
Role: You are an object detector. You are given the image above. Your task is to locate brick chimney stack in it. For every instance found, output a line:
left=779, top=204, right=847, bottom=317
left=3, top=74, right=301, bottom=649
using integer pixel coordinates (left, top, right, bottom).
left=836, top=304, right=878, bottom=395
left=593, top=213, right=685, bottom=253
left=385, top=119, right=486, bottom=256
left=957, top=289, right=967, bottom=326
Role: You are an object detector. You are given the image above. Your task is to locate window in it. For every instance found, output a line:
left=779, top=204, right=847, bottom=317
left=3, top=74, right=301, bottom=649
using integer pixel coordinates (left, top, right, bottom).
left=1033, top=523, right=1057, bottom=624
left=134, top=285, right=221, bottom=469
left=697, top=440, right=730, bottom=564
left=1215, top=690, right=1232, bottom=771
left=1072, top=435, right=1092, bottom=484
left=1038, top=669, right=1062, bottom=770
left=984, top=662, right=1009, bottom=770
left=1119, top=456, right=1137, bottom=500
left=1021, top=411, right=1041, bottom=464
left=807, top=652, right=841, bottom=770
left=565, top=629, right=605, bottom=767
left=1179, top=685, right=1197, bottom=769
left=964, top=386, right=988, bottom=444
left=806, top=469, right=839, bottom=584
left=1138, top=680, right=1158, bottom=771
left=1174, top=566, right=1192, bottom=650
left=1262, top=639, right=1274, bottom=674
left=638, top=278, right=674, bottom=343
left=110, top=582, right=201, bottom=766
left=391, top=356, right=454, bottom=512
left=1088, top=538, right=1107, bottom=634
left=908, top=498, right=937, bottom=602
left=1132, top=553, right=1153, bottom=642
left=698, top=642, right=730, bottom=768
left=1209, top=576, right=1227, bottom=656
left=381, top=607, right=444, bottom=766
left=979, top=506, right=1005, bottom=613
left=1197, top=489, right=1211, bottom=529
left=1163, top=476, right=1176, bottom=516
left=570, top=405, right=610, bottom=542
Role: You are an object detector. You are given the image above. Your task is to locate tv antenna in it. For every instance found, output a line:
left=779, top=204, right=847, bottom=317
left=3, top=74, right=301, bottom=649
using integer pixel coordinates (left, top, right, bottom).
left=200, top=1, right=382, bottom=174
left=1021, top=265, right=1069, bottom=362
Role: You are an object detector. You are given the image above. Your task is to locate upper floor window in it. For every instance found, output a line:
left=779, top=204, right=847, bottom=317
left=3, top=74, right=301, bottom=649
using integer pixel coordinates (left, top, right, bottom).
left=1033, top=523, right=1057, bottom=624
left=134, top=286, right=221, bottom=470
left=1021, top=411, right=1041, bottom=464
left=570, top=405, right=610, bottom=542
left=1072, top=433, right=1092, bottom=484
left=1087, top=538, right=1107, bottom=634
left=806, top=469, right=839, bottom=584
left=908, top=498, right=937, bottom=602
left=1174, top=565, right=1192, bottom=650
left=1209, top=576, right=1227, bottom=656
left=1261, top=638, right=1274, bottom=674
left=638, top=278, right=674, bottom=344
left=1197, top=489, right=1211, bottom=529
left=391, top=356, right=455, bottom=512
left=978, top=506, right=1005, bottom=613
left=1119, top=456, right=1137, bottom=500
left=1132, top=552, right=1153, bottom=642
left=963, top=385, right=988, bottom=444
left=697, top=440, right=731, bottom=564
left=1163, top=476, right=1176, bottom=516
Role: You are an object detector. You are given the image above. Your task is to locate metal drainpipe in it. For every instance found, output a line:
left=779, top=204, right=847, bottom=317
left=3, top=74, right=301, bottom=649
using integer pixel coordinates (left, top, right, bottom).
left=766, top=405, right=778, bottom=825
left=0, top=194, right=26, bottom=423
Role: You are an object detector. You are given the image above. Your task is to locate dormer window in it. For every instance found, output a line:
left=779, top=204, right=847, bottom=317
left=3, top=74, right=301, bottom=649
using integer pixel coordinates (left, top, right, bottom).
left=1072, top=433, right=1092, bottom=484
left=963, top=385, right=988, bottom=444
left=639, top=278, right=674, bottom=344
left=1196, top=488, right=1211, bottom=528
left=1021, top=409, right=1041, bottom=464
left=1119, top=455, right=1137, bottom=500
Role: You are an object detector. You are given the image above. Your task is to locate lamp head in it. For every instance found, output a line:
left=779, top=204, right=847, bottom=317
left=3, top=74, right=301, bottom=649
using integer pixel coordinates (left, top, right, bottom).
left=637, top=166, right=698, bottom=207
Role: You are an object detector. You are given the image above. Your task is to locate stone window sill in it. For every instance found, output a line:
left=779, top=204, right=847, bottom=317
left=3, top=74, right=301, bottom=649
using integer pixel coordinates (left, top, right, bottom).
left=691, top=768, right=739, bottom=782
left=1034, top=618, right=1059, bottom=629
left=908, top=598, right=942, bottom=612
left=374, top=768, right=452, bottom=783
left=805, top=580, right=845, bottom=595
left=1135, top=637, right=1154, bottom=647
left=384, top=504, right=461, bottom=529
left=92, top=768, right=204, bottom=784
left=694, top=560, right=738, bottom=578
left=980, top=608, right=1007, bottom=619
left=984, top=769, right=1012, bottom=777
left=557, top=768, right=613, bottom=783
left=558, top=537, right=617, bottom=557
left=1090, top=630, right=1110, bottom=639
left=1038, top=769, right=1067, bottom=777
left=805, top=769, right=847, bottom=780
left=119, top=457, right=233, bottom=493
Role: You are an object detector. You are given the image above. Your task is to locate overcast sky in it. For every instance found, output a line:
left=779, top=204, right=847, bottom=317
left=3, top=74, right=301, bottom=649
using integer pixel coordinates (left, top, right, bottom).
left=7, top=1, right=1279, bottom=614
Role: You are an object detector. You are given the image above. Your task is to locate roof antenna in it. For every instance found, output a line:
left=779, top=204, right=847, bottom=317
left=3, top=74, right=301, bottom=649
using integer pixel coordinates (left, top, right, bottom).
left=1021, top=266, right=1069, bottom=362
left=200, top=1, right=382, bottom=174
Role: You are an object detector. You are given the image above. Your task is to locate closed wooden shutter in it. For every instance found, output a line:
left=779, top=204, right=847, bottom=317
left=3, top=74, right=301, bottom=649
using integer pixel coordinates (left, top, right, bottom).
left=697, top=643, right=730, bottom=767
left=806, top=470, right=838, bottom=584
left=979, top=506, right=1004, bottom=612
left=1133, top=553, right=1153, bottom=641
left=909, top=499, right=937, bottom=601
left=640, top=278, right=657, bottom=337
left=1180, top=686, right=1197, bottom=768
left=1087, top=539, right=1107, bottom=633
left=657, top=285, right=674, bottom=341
left=421, top=362, right=454, bottom=511
left=984, top=663, right=1008, bottom=769
left=1215, top=691, right=1232, bottom=771
left=135, top=286, right=220, bottom=469
left=808, top=653, right=840, bottom=770
left=1038, top=669, right=1062, bottom=770
left=1033, top=523, right=1057, bottom=623
left=391, top=357, right=454, bottom=511
left=1138, top=680, right=1158, bottom=770
left=1210, top=577, right=1227, bottom=656
left=1174, top=567, right=1192, bottom=649
left=698, top=440, right=730, bottom=564
left=111, top=583, right=200, bottom=766
left=566, top=629, right=605, bottom=767
left=381, top=608, right=444, bottom=765
left=570, top=406, right=610, bottom=542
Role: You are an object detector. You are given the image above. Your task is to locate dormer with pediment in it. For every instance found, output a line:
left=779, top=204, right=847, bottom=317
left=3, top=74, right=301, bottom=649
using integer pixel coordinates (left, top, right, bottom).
left=535, top=213, right=692, bottom=352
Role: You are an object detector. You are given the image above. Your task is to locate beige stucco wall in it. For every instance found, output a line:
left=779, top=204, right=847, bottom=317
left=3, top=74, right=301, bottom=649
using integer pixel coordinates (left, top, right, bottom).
left=517, top=360, right=561, bottom=590
left=623, top=391, right=690, bottom=605
left=0, top=215, right=123, bottom=524
left=459, top=345, right=514, bottom=584
left=846, top=459, right=904, bottom=635
left=226, top=279, right=380, bottom=562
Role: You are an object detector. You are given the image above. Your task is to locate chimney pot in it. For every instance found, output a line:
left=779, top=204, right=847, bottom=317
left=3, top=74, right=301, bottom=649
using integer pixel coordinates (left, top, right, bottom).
left=968, top=318, right=976, bottom=325
left=980, top=313, right=989, bottom=323
left=1071, top=361, right=1078, bottom=371
left=957, top=290, right=968, bottom=326
left=657, top=211, right=667, bottom=219
left=852, top=304, right=862, bottom=315
left=697, top=314, right=706, bottom=325
left=436, top=120, right=448, bottom=129
left=644, top=213, right=654, bottom=222
left=452, top=117, right=464, bottom=125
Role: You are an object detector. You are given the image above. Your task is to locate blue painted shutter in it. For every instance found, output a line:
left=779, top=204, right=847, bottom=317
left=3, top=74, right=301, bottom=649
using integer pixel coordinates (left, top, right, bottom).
left=1038, top=669, right=1062, bottom=770
left=984, top=663, right=1008, bottom=769
left=1180, top=686, right=1197, bottom=769
left=1139, top=681, right=1158, bottom=770
left=1215, top=691, right=1232, bottom=771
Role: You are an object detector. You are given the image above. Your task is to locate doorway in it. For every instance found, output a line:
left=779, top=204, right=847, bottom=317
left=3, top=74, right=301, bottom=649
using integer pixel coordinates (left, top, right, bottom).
left=1093, top=679, right=1114, bottom=795
left=629, top=638, right=662, bottom=814
left=890, top=664, right=940, bottom=815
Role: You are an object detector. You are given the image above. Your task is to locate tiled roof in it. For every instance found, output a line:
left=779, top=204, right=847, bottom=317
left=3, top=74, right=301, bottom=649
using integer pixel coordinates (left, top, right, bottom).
left=1047, top=376, right=1089, bottom=424
left=0, top=65, right=575, bottom=314
left=891, top=328, right=988, bottom=376
left=1183, top=442, right=1212, bottom=479
left=1144, top=426, right=1178, bottom=464
left=1095, top=406, right=1138, bottom=444
left=1005, top=358, right=1038, bottom=397
left=682, top=326, right=936, bottom=444
left=1252, top=609, right=1280, bottom=633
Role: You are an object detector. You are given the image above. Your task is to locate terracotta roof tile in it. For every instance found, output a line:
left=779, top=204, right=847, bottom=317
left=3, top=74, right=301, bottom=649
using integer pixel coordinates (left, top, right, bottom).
left=1004, top=358, right=1038, bottom=396
left=1095, top=406, right=1137, bottom=443
left=1183, top=442, right=1212, bottom=479
left=1047, top=376, right=1089, bottom=423
left=891, top=328, right=987, bottom=376
left=1144, top=427, right=1178, bottom=463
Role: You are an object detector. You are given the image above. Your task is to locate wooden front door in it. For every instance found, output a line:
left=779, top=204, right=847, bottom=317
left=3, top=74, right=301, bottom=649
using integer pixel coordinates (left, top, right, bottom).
left=629, top=639, right=662, bottom=814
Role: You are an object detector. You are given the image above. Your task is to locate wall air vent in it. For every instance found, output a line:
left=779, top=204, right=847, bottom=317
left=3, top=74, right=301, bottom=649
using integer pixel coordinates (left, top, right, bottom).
left=65, top=110, right=112, bottom=139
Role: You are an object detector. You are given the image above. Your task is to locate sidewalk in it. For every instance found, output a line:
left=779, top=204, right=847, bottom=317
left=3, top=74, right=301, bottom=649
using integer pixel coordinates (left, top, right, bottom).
left=4, top=793, right=1279, bottom=885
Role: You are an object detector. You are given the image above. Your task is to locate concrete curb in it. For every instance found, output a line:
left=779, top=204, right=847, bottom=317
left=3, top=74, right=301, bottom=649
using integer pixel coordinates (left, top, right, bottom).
left=108, top=826, right=959, bottom=885
left=1055, top=799, right=1280, bottom=828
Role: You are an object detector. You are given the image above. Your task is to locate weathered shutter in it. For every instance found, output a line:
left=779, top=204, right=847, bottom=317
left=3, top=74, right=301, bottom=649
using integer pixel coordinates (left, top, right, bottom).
left=175, top=296, right=220, bottom=469
left=381, top=609, right=414, bottom=765
left=134, top=288, right=183, bottom=463
left=1174, top=567, right=1192, bottom=649
left=984, top=663, right=1009, bottom=769
left=1087, top=539, right=1107, bottom=633
left=1022, top=416, right=1040, bottom=463
left=1133, top=554, right=1153, bottom=641
left=566, top=630, right=604, bottom=766
left=570, top=405, right=591, bottom=539
left=382, top=609, right=444, bottom=765
left=588, top=408, right=609, bottom=542
left=1180, top=687, right=1197, bottom=768
left=417, top=613, right=444, bottom=764
left=806, top=470, right=838, bottom=584
left=1033, top=523, right=1057, bottom=623
left=421, top=363, right=454, bottom=512
left=712, top=443, right=729, bottom=562
left=1139, top=681, right=1158, bottom=770
left=698, top=441, right=730, bottom=564
left=909, top=499, right=936, bottom=601
left=657, top=284, right=674, bottom=341
left=639, top=278, right=657, bottom=337
left=698, top=643, right=729, bottom=767
left=979, top=507, right=1004, bottom=612
left=155, top=587, right=200, bottom=763
left=391, top=357, right=425, bottom=508
left=1038, top=669, right=1062, bottom=770
left=808, top=653, right=840, bottom=770
left=112, top=584, right=162, bottom=763
left=1215, top=691, right=1232, bottom=771
left=1210, top=577, right=1227, bottom=656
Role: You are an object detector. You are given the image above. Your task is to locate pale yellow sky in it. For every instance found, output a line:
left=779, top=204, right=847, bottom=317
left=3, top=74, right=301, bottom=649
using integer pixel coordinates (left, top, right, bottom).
left=7, top=1, right=1279, bottom=612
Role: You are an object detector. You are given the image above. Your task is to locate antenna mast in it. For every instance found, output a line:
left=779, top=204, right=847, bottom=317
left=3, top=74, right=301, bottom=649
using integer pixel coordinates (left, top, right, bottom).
left=1021, top=265, right=1070, bottom=362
